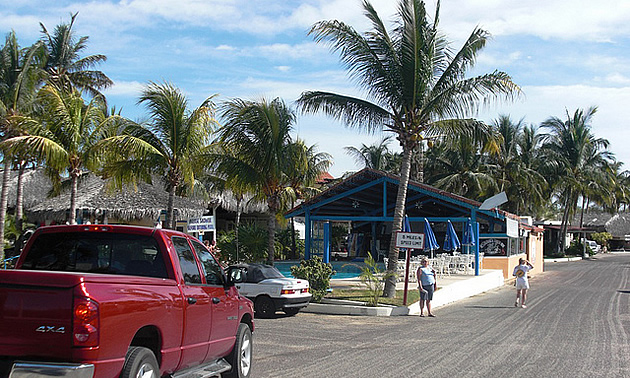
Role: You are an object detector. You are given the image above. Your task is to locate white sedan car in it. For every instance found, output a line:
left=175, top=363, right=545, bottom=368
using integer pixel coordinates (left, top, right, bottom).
left=228, top=263, right=312, bottom=318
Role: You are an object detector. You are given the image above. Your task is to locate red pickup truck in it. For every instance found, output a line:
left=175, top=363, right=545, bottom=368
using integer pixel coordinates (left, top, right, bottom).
left=0, top=224, right=254, bottom=378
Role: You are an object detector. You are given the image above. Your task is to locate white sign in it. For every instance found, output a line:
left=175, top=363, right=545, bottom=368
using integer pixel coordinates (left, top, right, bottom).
left=506, top=218, right=519, bottom=238
left=187, top=216, right=215, bottom=233
left=395, top=232, right=425, bottom=249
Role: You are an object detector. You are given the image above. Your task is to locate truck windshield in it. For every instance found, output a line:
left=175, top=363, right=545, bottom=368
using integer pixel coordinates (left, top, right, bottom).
left=21, top=232, right=168, bottom=278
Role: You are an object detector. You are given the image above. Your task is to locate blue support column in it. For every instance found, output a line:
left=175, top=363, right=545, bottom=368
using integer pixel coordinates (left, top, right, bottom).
left=371, top=222, right=378, bottom=256
left=474, top=221, right=480, bottom=276
left=305, top=210, right=311, bottom=260
left=323, top=221, right=330, bottom=263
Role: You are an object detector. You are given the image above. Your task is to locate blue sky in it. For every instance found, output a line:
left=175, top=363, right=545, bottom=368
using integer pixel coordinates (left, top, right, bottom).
left=3, top=0, right=630, bottom=177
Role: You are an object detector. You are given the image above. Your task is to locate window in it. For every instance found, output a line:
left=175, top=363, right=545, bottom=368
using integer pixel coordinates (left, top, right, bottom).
left=21, top=232, right=168, bottom=278
left=172, top=237, right=202, bottom=284
left=191, top=240, right=224, bottom=285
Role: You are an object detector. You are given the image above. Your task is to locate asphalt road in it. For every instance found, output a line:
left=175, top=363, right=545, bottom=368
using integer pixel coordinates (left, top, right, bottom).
left=249, top=253, right=630, bottom=378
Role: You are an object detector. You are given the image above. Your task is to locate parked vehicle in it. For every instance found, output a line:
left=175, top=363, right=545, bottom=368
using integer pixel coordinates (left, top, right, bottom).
left=586, top=240, right=601, bottom=254
left=0, top=224, right=254, bottom=378
left=227, top=263, right=311, bottom=318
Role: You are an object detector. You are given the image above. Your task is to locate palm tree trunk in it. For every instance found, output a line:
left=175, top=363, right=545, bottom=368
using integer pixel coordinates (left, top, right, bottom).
left=15, top=163, right=24, bottom=228
left=0, top=164, right=11, bottom=261
left=267, top=211, right=276, bottom=266
left=69, top=172, right=79, bottom=224
left=13, top=163, right=25, bottom=256
left=579, top=194, right=586, bottom=228
left=236, top=197, right=242, bottom=262
left=167, top=185, right=176, bottom=229
left=383, top=145, right=413, bottom=298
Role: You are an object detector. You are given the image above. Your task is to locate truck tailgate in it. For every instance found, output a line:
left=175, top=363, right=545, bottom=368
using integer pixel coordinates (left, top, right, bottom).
left=0, top=270, right=79, bottom=358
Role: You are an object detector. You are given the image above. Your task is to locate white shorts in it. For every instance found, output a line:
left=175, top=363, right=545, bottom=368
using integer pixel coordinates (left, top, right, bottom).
left=515, top=279, right=530, bottom=290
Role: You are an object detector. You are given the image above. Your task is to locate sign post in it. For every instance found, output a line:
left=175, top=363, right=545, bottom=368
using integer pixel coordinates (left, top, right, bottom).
left=396, top=232, right=425, bottom=305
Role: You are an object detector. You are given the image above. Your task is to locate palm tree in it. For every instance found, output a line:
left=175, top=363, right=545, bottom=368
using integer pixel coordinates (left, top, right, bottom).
left=297, top=0, right=520, bottom=296
left=540, top=107, right=613, bottom=254
left=97, top=82, right=218, bottom=229
left=285, top=139, right=333, bottom=258
left=40, top=13, right=113, bottom=99
left=2, top=85, right=108, bottom=225
left=425, top=133, right=497, bottom=198
left=0, top=32, right=44, bottom=260
left=486, top=115, right=547, bottom=215
left=344, top=136, right=399, bottom=172
left=217, top=97, right=302, bottom=265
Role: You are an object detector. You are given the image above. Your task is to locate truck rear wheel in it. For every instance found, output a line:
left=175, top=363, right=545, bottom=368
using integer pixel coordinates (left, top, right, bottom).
left=224, top=323, right=252, bottom=378
left=121, top=346, right=159, bottom=378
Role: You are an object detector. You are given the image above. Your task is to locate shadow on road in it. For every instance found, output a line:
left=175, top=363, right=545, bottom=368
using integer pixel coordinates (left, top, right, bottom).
left=465, top=305, right=515, bottom=309
left=617, top=290, right=630, bottom=294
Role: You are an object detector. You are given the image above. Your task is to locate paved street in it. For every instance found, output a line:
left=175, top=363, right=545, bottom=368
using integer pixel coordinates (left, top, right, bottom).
left=250, top=253, right=630, bottom=377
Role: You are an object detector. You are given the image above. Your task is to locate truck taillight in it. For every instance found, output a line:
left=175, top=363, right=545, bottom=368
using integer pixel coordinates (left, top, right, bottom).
left=73, top=298, right=99, bottom=347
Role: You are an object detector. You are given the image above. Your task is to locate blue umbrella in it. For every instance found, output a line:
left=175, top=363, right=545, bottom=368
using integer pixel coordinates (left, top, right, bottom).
left=423, top=218, right=440, bottom=258
left=462, top=220, right=475, bottom=254
left=403, top=215, right=412, bottom=233
left=443, top=220, right=461, bottom=252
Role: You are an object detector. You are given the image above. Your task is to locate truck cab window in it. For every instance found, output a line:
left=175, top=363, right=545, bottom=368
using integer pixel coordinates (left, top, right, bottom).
left=191, top=240, right=224, bottom=285
left=172, top=237, right=202, bottom=284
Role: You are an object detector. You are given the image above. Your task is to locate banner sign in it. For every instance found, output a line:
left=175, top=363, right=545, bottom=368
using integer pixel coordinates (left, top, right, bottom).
left=187, top=216, right=215, bottom=232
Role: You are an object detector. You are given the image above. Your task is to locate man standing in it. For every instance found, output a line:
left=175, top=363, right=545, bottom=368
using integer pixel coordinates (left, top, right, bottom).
left=513, top=258, right=534, bottom=308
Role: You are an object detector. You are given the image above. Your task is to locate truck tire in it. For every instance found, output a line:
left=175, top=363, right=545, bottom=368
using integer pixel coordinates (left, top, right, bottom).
left=254, top=296, right=275, bottom=318
left=224, top=323, right=252, bottom=378
left=121, top=346, right=159, bottom=378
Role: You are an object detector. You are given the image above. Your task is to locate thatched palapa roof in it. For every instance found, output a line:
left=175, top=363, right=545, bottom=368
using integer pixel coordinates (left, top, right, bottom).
left=27, top=172, right=207, bottom=222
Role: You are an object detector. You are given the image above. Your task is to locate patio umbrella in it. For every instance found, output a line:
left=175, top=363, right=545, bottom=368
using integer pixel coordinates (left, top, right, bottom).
left=423, top=218, right=440, bottom=258
left=462, top=219, right=476, bottom=254
left=443, top=220, right=461, bottom=252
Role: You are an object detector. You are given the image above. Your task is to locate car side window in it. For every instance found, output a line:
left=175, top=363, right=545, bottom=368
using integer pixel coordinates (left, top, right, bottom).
left=191, top=240, right=224, bottom=286
left=172, top=237, right=202, bottom=284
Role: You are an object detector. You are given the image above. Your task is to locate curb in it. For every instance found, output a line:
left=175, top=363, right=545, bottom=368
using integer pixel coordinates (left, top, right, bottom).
left=302, top=270, right=505, bottom=317
left=544, top=257, right=583, bottom=263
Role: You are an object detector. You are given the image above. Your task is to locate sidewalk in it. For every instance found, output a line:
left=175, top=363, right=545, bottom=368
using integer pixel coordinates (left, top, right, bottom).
left=303, top=269, right=505, bottom=316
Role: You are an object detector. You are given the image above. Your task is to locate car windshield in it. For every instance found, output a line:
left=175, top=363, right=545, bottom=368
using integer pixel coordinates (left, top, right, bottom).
left=246, top=265, right=285, bottom=282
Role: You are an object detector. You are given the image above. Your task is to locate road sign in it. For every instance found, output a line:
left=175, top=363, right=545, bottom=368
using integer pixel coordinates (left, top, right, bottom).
left=395, top=232, right=425, bottom=249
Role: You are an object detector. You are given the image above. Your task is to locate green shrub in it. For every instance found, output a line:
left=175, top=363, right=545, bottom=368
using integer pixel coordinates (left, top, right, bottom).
left=346, top=252, right=395, bottom=307
left=275, top=228, right=305, bottom=260
left=290, top=256, right=335, bottom=302
left=591, top=232, right=612, bottom=251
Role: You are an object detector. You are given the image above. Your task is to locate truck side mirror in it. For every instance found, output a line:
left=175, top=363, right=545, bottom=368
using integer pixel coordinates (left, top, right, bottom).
left=227, top=267, right=245, bottom=285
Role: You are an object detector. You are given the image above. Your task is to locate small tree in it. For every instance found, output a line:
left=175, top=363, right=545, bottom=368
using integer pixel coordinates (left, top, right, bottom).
left=348, top=252, right=396, bottom=307
left=591, top=232, right=612, bottom=252
left=290, top=256, right=335, bottom=302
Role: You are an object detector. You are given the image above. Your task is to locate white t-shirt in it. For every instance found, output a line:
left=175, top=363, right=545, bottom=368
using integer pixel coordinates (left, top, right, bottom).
left=513, top=264, right=531, bottom=284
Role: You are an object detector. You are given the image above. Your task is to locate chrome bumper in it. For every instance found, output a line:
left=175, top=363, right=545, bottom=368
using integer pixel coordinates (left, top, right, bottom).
left=9, top=361, right=94, bottom=378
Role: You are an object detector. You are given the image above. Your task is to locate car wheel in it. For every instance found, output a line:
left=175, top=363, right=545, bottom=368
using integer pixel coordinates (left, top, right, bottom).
left=255, top=296, right=275, bottom=318
left=224, top=323, right=253, bottom=378
left=283, top=307, right=300, bottom=316
left=121, top=346, right=159, bottom=378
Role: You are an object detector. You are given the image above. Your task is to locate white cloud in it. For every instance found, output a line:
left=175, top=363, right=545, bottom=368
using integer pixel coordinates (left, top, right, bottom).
left=103, top=80, right=145, bottom=97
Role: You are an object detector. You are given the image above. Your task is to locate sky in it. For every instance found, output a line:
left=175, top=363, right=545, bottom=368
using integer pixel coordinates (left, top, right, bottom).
left=2, top=0, right=630, bottom=177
